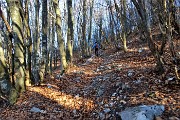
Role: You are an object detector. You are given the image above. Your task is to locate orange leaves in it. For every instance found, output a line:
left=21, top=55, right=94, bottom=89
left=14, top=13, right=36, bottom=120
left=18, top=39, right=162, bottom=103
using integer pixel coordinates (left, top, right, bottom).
left=0, top=36, right=180, bottom=119
left=28, top=86, right=95, bottom=111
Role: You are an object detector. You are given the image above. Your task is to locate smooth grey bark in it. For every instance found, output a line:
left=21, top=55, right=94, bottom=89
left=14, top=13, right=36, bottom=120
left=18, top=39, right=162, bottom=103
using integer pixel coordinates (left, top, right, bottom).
left=82, top=0, right=87, bottom=57
left=24, top=0, right=33, bottom=86
left=33, top=0, right=41, bottom=84
left=6, top=0, right=25, bottom=104
left=40, top=0, right=48, bottom=82
left=6, top=0, right=25, bottom=92
left=87, top=0, right=94, bottom=56
left=53, top=0, right=67, bottom=72
left=0, top=37, right=18, bottom=105
left=66, top=0, right=74, bottom=64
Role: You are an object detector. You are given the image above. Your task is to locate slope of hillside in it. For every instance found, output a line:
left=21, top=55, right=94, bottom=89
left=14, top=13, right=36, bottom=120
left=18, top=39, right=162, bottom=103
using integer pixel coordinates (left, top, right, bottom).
left=0, top=33, right=179, bottom=120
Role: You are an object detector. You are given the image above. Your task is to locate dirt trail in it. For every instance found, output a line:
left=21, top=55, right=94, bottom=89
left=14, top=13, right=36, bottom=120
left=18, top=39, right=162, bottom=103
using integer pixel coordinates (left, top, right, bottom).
left=0, top=42, right=180, bottom=119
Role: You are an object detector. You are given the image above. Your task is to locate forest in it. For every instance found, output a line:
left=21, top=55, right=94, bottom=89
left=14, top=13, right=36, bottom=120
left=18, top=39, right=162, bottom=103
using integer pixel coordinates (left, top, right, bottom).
left=0, top=0, right=179, bottom=119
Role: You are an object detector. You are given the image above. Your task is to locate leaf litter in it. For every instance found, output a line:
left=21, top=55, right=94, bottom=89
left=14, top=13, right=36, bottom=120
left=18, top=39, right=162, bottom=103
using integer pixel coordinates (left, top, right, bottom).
left=0, top=35, right=179, bottom=120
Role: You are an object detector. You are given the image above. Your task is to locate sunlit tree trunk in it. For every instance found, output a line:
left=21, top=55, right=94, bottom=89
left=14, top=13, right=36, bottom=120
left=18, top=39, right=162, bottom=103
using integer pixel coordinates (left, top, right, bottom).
left=46, top=1, right=52, bottom=75
left=24, top=0, right=33, bottom=86
left=0, top=36, right=9, bottom=96
left=0, top=31, right=17, bottom=104
left=6, top=0, right=25, bottom=103
left=49, top=4, right=54, bottom=75
left=39, top=0, right=48, bottom=82
left=114, top=0, right=128, bottom=51
left=0, top=8, right=11, bottom=70
left=121, top=0, right=128, bottom=52
left=53, top=0, right=67, bottom=72
left=66, top=0, right=74, bottom=64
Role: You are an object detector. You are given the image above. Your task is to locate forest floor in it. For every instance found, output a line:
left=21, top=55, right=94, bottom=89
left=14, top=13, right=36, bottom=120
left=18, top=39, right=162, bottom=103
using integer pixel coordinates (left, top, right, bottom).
left=0, top=33, right=180, bottom=120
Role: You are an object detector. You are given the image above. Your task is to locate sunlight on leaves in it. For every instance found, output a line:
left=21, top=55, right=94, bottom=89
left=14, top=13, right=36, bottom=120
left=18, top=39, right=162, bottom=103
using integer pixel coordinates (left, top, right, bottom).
left=28, top=86, right=95, bottom=111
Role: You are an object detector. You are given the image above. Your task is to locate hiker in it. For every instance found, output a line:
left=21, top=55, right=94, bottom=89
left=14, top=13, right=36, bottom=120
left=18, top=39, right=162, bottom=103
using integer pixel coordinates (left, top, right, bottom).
left=92, top=42, right=100, bottom=56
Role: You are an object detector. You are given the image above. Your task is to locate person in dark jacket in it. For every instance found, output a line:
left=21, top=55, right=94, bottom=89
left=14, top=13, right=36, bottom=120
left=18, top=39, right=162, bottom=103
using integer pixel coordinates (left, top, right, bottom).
left=92, top=42, right=100, bottom=56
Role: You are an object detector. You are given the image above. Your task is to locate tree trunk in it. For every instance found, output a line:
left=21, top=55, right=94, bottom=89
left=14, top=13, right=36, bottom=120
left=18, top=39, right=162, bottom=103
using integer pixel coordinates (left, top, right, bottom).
left=33, top=0, right=41, bottom=85
left=0, top=30, right=18, bottom=104
left=82, top=0, right=87, bottom=57
left=49, top=4, right=55, bottom=75
left=53, top=0, right=67, bottom=72
left=114, top=0, right=127, bottom=51
left=132, top=0, right=165, bottom=74
left=40, top=0, right=48, bottom=83
left=168, top=0, right=180, bottom=80
left=46, top=1, right=52, bottom=75
left=121, top=0, right=128, bottom=52
left=66, top=0, right=74, bottom=64
left=157, top=0, right=167, bottom=55
left=24, top=0, right=33, bottom=86
left=99, top=17, right=103, bottom=44
left=107, top=1, right=115, bottom=45
left=6, top=0, right=25, bottom=104
left=6, top=0, right=26, bottom=92
left=87, top=0, right=94, bottom=56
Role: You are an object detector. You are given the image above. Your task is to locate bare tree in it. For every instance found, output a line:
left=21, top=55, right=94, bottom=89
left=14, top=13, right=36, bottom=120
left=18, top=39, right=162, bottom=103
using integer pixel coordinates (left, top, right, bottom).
left=66, top=0, right=74, bottom=64
left=39, top=0, right=48, bottom=83
left=53, top=0, right=67, bottom=73
left=6, top=0, right=26, bottom=104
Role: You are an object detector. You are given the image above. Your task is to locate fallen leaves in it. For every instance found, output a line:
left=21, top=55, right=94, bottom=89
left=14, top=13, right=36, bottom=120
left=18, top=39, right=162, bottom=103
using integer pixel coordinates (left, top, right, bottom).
left=0, top=36, right=179, bottom=119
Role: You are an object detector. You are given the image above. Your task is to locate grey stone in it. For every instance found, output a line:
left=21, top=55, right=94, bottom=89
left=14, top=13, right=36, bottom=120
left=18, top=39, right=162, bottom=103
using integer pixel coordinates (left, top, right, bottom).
left=138, top=48, right=143, bottom=53
left=30, top=107, right=47, bottom=114
left=112, top=93, right=116, bottom=97
left=75, top=94, right=80, bottom=98
left=168, top=77, right=175, bottom=81
left=109, top=102, right=114, bottom=107
left=99, top=112, right=105, bottom=120
left=134, top=79, right=141, bottom=84
left=56, top=74, right=62, bottom=79
left=127, top=70, right=134, bottom=77
left=120, top=105, right=165, bottom=120
left=104, top=104, right=109, bottom=107
left=47, top=84, right=52, bottom=88
left=73, top=109, right=77, bottom=114
left=74, top=77, right=81, bottom=82
left=97, top=89, right=104, bottom=96
left=103, top=108, right=111, bottom=114
left=107, top=66, right=111, bottom=70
